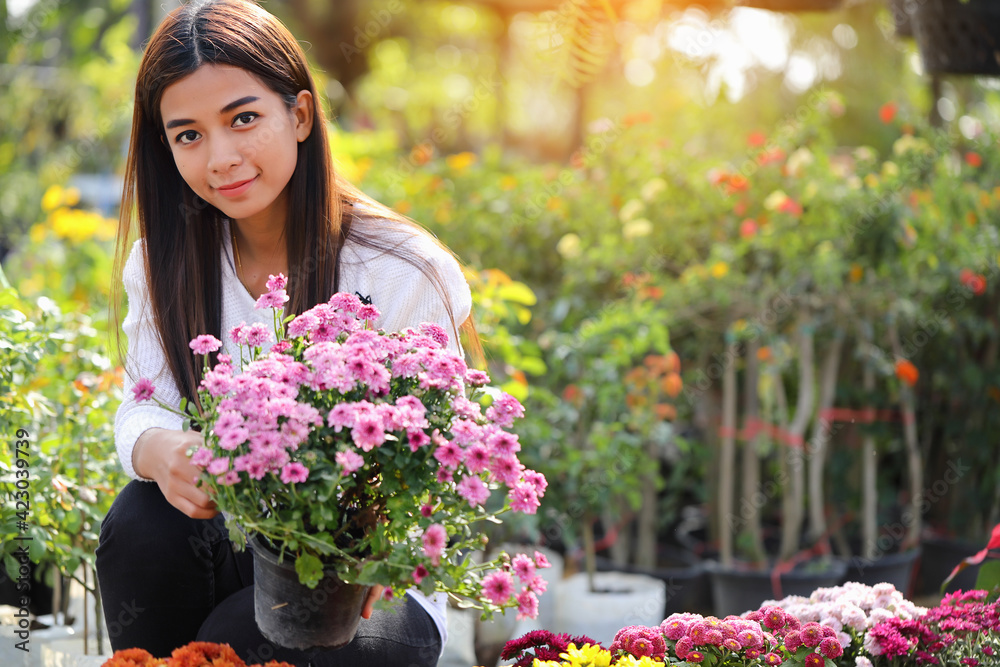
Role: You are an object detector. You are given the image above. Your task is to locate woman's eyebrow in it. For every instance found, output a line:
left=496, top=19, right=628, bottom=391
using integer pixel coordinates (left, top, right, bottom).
left=165, top=96, right=261, bottom=129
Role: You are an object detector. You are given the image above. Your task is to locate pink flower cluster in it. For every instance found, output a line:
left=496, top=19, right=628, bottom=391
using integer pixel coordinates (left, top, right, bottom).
left=865, top=589, right=1000, bottom=663
left=657, top=606, right=843, bottom=666
left=482, top=551, right=550, bottom=620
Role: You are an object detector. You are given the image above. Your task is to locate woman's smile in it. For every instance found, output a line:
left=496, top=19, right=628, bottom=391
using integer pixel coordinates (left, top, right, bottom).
left=215, top=175, right=258, bottom=198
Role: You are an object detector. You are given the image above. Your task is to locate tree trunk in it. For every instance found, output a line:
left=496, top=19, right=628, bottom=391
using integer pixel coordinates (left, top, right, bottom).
left=719, top=341, right=739, bottom=568
left=741, top=338, right=766, bottom=563
left=808, top=332, right=844, bottom=545
left=888, top=320, right=922, bottom=549
left=779, top=318, right=815, bottom=561
left=862, top=360, right=878, bottom=560
left=635, top=436, right=659, bottom=569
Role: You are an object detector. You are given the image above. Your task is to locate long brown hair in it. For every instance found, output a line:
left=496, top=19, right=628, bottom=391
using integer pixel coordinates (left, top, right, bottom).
left=113, top=0, right=482, bottom=406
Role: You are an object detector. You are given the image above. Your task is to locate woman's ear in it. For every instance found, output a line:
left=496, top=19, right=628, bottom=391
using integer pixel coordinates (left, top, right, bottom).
left=293, top=90, right=314, bottom=143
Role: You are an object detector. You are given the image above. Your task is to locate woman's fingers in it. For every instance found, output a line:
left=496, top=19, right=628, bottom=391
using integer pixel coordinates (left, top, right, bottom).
left=361, top=584, right=384, bottom=619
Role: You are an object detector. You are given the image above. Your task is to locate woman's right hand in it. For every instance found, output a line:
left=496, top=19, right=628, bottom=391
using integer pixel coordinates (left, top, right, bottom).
left=133, top=428, right=218, bottom=519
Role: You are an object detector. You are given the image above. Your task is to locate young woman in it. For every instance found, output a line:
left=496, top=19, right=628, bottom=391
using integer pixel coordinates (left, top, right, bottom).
left=96, top=1, right=479, bottom=664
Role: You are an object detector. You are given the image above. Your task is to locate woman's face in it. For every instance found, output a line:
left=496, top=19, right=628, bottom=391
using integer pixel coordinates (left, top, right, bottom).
left=159, top=64, right=313, bottom=227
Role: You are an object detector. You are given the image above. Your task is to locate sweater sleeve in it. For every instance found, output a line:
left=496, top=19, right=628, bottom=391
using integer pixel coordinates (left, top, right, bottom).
left=114, top=239, right=185, bottom=481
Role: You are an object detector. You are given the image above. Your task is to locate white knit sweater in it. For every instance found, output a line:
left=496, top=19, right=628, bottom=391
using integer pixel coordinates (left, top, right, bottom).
left=114, top=213, right=471, bottom=646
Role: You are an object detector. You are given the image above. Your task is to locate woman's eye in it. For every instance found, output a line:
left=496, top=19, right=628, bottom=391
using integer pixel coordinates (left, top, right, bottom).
left=175, top=130, right=200, bottom=145
left=233, top=112, right=258, bottom=127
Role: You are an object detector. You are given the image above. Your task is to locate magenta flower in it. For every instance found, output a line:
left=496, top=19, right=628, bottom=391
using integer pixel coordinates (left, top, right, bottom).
left=412, top=564, right=429, bottom=584
left=687, top=651, right=705, bottom=663
left=351, top=415, right=386, bottom=451
left=420, top=504, right=433, bottom=518
left=803, top=652, right=824, bottom=667
left=279, top=462, right=309, bottom=484
left=534, top=551, right=551, bottom=569
left=433, top=440, right=464, bottom=469
left=266, top=273, right=287, bottom=291
left=819, top=636, right=843, bottom=659
left=509, top=482, right=540, bottom=514
left=800, top=623, right=823, bottom=647
left=764, top=652, right=784, bottom=666
left=189, top=334, right=222, bottom=355
left=482, top=570, right=515, bottom=606
left=674, top=636, right=694, bottom=659
left=422, top=524, right=447, bottom=564
left=456, top=475, right=491, bottom=507
left=132, top=378, right=155, bottom=402
left=244, top=322, right=272, bottom=347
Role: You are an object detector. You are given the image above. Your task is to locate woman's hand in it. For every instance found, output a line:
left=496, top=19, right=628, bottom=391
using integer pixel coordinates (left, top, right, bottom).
left=361, top=585, right=384, bottom=619
left=133, top=428, right=218, bottom=519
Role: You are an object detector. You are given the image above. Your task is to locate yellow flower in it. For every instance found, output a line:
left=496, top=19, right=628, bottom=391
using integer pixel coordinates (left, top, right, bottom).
left=500, top=175, right=518, bottom=191
left=29, top=224, right=47, bottom=243
left=618, top=198, right=644, bottom=223
left=546, top=196, right=564, bottom=212
left=882, top=161, right=899, bottom=178
left=763, top=190, right=788, bottom=211
left=52, top=208, right=101, bottom=243
left=711, top=261, right=729, bottom=278
left=640, top=177, right=667, bottom=202
left=864, top=173, right=880, bottom=188
left=41, top=185, right=64, bottom=212
left=557, top=233, right=582, bottom=259
left=445, top=151, right=477, bottom=172
left=532, top=661, right=563, bottom=667
left=561, top=643, right=611, bottom=667
left=623, top=218, right=653, bottom=240
left=615, top=656, right=662, bottom=667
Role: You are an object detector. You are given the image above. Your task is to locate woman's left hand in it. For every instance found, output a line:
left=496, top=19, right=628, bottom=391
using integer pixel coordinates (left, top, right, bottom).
left=361, top=585, right=384, bottom=619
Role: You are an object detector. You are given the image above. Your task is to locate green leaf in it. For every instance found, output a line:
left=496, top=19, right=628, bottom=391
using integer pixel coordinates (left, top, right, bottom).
left=295, top=552, right=324, bottom=589
left=496, top=282, right=536, bottom=306
left=975, top=559, right=1000, bottom=592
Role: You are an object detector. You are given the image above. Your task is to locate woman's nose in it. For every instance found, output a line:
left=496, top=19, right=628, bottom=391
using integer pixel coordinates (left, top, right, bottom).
left=207, top=135, right=244, bottom=173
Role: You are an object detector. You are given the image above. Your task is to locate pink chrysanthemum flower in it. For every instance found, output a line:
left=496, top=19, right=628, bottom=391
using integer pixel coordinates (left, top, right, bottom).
left=481, top=570, right=515, bottom=606
left=819, top=637, right=843, bottom=659
left=279, top=462, right=309, bottom=484
left=207, top=457, right=229, bottom=476
left=255, top=289, right=289, bottom=310
left=800, top=623, right=824, bottom=647
left=352, top=415, right=386, bottom=451
left=687, top=650, right=705, bottom=663
left=485, top=393, right=524, bottom=428
left=244, top=322, right=272, bottom=347
left=784, top=630, right=802, bottom=652
left=534, top=551, right=551, bottom=569
left=433, top=440, right=464, bottom=469
left=763, top=652, right=784, bottom=666
left=509, top=482, right=540, bottom=514
left=189, top=334, right=222, bottom=355
left=132, top=378, right=155, bottom=402
left=456, top=475, right=491, bottom=507
left=287, top=312, right=319, bottom=338
left=422, top=524, right=447, bottom=563
left=674, top=636, right=694, bottom=659
left=464, top=368, right=490, bottom=386
left=216, top=470, right=240, bottom=486
left=265, top=273, right=287, bottom=291
left=762, top=607, right=786, bottom=630
left=418, top=322, right=449, bottom=348
left=190, top=447, right=213, bottom=467
left=335, top=450, right=364, bottom=475
left=722, top=638, right=741, bottom=652
left=745, top=649, right=761, bottom=659
left=515, top=588, right=539, bottom=620
left=803, top=652, right=824, bottom=667
left=512, top=554, right=536, bottom=582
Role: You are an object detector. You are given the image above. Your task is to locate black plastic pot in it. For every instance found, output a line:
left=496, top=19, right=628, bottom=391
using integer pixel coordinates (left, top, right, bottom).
left=736, top=0, right=843, bottom=11
left=251, top=536, right=370, bottom=651
left=911, top=0, right=1000, bottom=75
left=843, top=547, right=921, bottom=596
left=916, top=537, right=981, bottom=596
left=707, top=559, right=848, bottom=617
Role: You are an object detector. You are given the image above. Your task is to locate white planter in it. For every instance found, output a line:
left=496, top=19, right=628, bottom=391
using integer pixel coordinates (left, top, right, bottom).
left=0, top=625, right=32, bottom=667
left=40, top=638, right=110, bottom=667
left=553, top=571, right=666, bottom=647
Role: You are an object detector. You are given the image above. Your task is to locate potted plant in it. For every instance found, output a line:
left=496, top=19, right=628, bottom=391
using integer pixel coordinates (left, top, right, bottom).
left=910, top=0, right=1000, bottom=75
left=135, top=276, right=549, bottom=650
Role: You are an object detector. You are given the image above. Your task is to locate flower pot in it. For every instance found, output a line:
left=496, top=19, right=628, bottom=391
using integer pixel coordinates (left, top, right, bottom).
left=843, top=547, right=921, bottom=596
left=706, top=558, right=848, bottom=617
left=916, top=537, right=982, bottom=596
left=911, top=0, right=1000, bottom=75
left=553, top=571, right=666, bottom=646
left=596, top=546, right=712, bottom=618
left=735, top=0, right=843, bottom=11
left=251, top=536, right=371, bottom=651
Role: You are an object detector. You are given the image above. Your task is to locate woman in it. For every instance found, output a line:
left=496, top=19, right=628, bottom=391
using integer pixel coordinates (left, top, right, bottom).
left=96, top=1, right=478, bottom=664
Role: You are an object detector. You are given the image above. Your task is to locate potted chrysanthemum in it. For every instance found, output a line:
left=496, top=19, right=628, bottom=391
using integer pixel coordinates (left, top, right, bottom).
left=133, top=274, right=549, bottom=650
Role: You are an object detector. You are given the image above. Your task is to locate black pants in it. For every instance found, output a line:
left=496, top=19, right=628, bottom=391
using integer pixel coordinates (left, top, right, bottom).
left=96, top=481, right=442, bottom=666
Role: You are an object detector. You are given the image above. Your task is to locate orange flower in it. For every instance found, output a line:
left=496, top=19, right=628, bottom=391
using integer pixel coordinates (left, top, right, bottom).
left=665, top=351, right=681, bottom=374
left=562, top=384, right=582, bottom=403
left=662, top=373, right=683, bottom=398
left=895, top=359, right=919, bottom=386
left=640, top=285, right=663, bottom=300
left=411, top=143, right=433, bottom=165
left=965, top=151, right=983, bottom=168
left=739, top=219, right=758, bottom=239
left=726, top=174, right=749, bottom=194
left=848, top=263, right=864, bottom=283
left=623, top=111, right=653, bottom=127
left=102, top=648, right=165, bottom=666
left=654, top=403, right=677, bottom=420
left=879, top=102, right=898, bottom=124
left=966, top=211, right=978, bottom=227
left=757, top=148, right=786, bottom=166
left=757, top=346, right=772, bottom=362
left=747, top=131, right=767, bottom=147
left=778, top=197, right=803, bottom=216
left=570, top=149, right=587, bottom=169
left=393, top=200, right=411, bottom=215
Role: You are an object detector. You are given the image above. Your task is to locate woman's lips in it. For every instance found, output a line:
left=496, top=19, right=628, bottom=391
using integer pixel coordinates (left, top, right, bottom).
left=216, top=176, right=257, bottom=198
